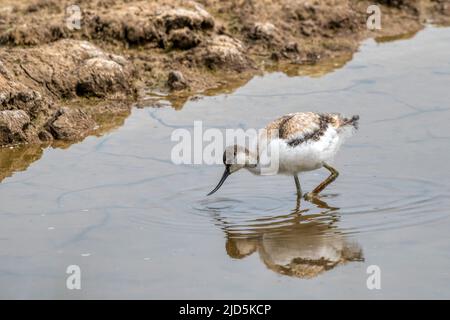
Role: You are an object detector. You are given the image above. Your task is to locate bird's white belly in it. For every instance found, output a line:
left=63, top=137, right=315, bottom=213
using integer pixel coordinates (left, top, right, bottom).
left=274, top=127, right=342, bottom=174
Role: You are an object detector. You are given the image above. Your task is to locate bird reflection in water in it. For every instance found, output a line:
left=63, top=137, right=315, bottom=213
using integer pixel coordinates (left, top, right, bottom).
left=213, top=197, right=364, bottom=279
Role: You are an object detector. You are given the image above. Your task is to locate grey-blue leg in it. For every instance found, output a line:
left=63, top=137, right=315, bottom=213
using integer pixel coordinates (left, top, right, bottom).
left=294, top=174, right=302, bottom=197
left=305, top=163, right=339, bottom=198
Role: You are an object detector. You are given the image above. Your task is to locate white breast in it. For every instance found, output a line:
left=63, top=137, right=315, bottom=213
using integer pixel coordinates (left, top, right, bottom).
left=272, top=126, right=343, bottom=174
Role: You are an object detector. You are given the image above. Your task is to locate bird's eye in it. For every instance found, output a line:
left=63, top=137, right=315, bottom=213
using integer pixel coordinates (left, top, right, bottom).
left=223, top=149, right=235, bottom=164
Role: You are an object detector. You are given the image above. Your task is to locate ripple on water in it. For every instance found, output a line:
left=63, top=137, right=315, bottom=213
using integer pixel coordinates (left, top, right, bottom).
left=126, top=179, right=337, bottom=238
left=332, top=175, right=450, bottom=233
left=126, top=183, right=298, bottom=236
left=127, top=173, right=450, bottom=237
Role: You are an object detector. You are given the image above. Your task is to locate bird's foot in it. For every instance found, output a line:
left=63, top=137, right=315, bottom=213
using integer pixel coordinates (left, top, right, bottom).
left=303, top=192, right=337, bottom=209
left=304, top=192, right=319, bottom=201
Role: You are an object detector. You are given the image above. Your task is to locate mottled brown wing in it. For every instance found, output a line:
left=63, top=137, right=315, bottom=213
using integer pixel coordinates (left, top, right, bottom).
left=265, top=112, right=333, bottom=140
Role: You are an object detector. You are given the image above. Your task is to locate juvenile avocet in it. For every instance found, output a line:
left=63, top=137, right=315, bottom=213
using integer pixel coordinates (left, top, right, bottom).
left=207, top=112, right=359, bottom=199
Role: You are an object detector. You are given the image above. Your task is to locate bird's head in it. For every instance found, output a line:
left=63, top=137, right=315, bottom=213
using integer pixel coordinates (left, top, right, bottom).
left=207, top=145, right=257, bottom=196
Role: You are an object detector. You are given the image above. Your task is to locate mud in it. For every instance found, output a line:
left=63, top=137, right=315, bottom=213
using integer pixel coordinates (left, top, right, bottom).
left=0, top=0, right=449, bottom=147
left=0, top=38, right=135, bottom=145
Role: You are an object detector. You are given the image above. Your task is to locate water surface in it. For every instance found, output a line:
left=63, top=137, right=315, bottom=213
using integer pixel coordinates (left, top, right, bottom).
left=1, top=26, right=450, bottom=299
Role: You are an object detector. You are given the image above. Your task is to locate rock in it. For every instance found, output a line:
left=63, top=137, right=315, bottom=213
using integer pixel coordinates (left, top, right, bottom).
left=6, top=40, right=135, bottom=100
left=294, top=2, right=361, bottom=37
left=168, top=27, right=200, bottom=50
left=0, top=39, right=135, bottom=145
left=0, top=110, right=31, bottom=145
left=200, top=35, right=250, bottom=71
left=123, top=18, right=159, bottom=45
left=249, top=22, right=280, bottom=42
left=38, top=130, right=53, bottom=142
left=76, top=57, right=130, bottom=97
left=167, top=70, right=188, bottom=90
left=47, top=107, right=96, bottom=141
left=0, top=2, right=215, bottom=47
left=157, top=5, right=215, bottom=32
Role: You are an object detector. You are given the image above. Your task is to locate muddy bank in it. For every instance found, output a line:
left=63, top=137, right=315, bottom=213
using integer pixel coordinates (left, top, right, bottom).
left=0, top=0, right=449, bottom=148
left=0, top=39, right=135, bottom=145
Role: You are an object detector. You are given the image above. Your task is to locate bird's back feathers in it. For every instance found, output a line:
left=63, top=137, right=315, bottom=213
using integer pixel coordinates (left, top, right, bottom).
left=264, top=112, right=359, bottom=147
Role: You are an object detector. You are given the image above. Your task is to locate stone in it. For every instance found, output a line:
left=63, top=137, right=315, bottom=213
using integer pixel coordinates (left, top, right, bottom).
left=167, top=70, right=188, bottom=90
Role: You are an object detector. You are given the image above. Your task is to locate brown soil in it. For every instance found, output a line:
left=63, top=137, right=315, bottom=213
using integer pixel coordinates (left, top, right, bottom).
left=0, top=0, right=449, bottom=148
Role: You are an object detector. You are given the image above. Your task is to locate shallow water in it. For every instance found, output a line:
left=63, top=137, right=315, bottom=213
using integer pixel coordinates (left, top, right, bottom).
left=1, top=26, right=450, bottom=299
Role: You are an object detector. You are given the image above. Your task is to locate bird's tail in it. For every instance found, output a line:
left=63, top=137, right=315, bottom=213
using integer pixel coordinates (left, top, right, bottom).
left=341, top=115, right=359, bottom=129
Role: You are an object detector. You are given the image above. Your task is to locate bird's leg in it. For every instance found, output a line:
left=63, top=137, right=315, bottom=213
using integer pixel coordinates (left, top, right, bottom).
left=294, top=174, right=302, bottom=197
left=305, top=163, right=339, bottom=199
left=294, top=174, right=302, bottom=211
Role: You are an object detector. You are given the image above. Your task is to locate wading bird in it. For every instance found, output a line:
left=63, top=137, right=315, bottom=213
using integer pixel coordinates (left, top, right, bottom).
left=207, top=112, right=359, bottom=199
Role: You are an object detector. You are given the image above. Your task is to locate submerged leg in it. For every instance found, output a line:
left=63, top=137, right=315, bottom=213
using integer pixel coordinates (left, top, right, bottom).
left=305, top=163, right=339, bottom=198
